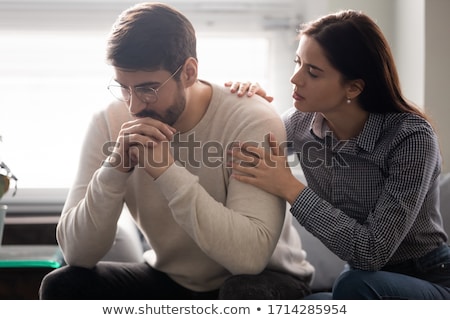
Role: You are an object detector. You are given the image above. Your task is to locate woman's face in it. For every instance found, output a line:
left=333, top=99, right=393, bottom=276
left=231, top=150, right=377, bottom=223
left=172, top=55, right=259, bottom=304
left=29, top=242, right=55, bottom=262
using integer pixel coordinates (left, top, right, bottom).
left=290, top=35, right=349, bottom=114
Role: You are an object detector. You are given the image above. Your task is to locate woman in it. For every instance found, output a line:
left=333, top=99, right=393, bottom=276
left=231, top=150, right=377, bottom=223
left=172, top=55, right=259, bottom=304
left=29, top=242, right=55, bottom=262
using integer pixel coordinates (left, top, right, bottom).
left=228, top=10, right=450, bottom=299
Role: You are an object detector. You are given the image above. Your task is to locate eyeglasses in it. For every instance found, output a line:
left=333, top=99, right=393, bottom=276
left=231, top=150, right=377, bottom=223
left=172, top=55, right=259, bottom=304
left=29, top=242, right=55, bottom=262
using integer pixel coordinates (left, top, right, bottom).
left=107, top=65, right=183, bottom=104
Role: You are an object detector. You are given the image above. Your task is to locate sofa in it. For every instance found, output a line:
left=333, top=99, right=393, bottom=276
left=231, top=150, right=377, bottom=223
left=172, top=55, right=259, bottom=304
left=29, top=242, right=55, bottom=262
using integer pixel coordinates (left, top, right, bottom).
left=103, top=171, right=450, bottom=293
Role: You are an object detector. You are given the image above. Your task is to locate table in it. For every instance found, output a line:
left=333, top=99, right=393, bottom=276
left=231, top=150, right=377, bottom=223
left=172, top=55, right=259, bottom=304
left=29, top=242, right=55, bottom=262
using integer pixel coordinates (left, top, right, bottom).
left=0, top=245, right=63, bottom=299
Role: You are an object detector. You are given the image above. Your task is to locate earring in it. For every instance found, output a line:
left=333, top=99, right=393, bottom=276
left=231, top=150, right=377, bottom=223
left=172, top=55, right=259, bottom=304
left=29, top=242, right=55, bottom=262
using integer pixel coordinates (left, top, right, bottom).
left=346, top=98, right=351, bottom=104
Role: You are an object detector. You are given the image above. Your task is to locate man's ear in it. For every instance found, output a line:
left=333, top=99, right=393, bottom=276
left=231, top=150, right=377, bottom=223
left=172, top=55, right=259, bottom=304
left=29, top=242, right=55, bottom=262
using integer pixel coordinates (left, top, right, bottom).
left=346, top=79, right=365, bottom=100
left=181, top=57, right=198, bottom=87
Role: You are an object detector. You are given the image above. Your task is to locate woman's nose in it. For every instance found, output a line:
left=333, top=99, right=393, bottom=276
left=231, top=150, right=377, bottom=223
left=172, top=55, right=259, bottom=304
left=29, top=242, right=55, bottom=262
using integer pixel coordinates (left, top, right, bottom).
left=290, top=69, right=304, bottom=87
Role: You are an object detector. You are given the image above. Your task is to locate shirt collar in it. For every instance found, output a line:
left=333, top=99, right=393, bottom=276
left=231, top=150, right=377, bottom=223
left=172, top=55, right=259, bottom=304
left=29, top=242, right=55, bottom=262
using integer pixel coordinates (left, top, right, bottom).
left=356, top=113, right=384, bottom=153
left=309, top=112, right=385, bottom=152
left=310, top=113, right=328, bottom=139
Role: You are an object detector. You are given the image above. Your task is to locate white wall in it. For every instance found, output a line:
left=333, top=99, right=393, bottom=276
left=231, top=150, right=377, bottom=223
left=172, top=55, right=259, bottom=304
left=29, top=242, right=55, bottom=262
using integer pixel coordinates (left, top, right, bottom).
left=424, top=0, right=450, bottom=173
left=394, top=0, right=425, bottom=108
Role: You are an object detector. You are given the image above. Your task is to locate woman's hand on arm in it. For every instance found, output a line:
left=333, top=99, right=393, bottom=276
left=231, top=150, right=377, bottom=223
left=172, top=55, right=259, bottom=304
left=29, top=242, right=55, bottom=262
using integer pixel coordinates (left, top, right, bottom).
left=229, top=132, right=305, bottom=204
left=224, top=81, right=274, bottom=103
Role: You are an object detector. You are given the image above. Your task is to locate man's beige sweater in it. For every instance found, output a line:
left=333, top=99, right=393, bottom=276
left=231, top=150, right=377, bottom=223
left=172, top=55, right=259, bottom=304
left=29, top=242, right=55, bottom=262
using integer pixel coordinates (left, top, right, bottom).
left=57, top=82, right=314, bottom=291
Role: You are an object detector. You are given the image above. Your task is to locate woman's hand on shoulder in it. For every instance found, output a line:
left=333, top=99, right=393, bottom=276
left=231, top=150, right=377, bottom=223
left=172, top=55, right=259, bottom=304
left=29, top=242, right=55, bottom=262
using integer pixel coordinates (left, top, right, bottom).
left=224, top=81, right=274, bottom=103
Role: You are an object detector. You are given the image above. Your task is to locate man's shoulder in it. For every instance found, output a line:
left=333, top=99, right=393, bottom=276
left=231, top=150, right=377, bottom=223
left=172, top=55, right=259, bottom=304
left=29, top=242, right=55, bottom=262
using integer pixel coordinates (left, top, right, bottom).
left=207, top=82, right=286, bottom=140
left=209, top=82, right=281, bottom=120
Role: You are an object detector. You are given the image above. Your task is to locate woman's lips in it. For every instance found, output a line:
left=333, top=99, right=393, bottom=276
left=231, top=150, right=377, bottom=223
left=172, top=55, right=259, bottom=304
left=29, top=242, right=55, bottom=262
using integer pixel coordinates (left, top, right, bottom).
left=292, top=91, right=305, bottom=101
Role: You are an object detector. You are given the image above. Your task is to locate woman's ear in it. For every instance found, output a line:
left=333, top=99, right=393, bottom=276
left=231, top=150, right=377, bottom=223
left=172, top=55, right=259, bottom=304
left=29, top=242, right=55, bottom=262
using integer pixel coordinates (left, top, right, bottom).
left=347, top=79, right=365, bottom=100
left=181, top=57, right=198, bottom=87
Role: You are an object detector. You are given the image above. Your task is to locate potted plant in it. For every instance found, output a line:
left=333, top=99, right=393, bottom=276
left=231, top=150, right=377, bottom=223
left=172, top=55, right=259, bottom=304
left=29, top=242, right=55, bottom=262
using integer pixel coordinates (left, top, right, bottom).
left=0, top=135, right=17, bottom=244
left=0, top=135, right=17, bottom=199
left=0, top=161, right=17, bottom=199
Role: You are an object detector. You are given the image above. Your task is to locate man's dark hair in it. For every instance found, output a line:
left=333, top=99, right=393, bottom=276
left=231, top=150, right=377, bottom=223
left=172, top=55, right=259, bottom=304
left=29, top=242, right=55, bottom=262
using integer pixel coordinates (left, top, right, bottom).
left=106, top=2, right=197, bottom=75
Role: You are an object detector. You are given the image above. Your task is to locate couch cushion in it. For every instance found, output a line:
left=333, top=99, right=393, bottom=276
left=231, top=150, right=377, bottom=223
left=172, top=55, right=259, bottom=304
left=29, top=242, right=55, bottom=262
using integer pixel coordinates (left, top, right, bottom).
left=439, top=173, right=450, bottom=236
left=292, top=218, right=345, bottom=292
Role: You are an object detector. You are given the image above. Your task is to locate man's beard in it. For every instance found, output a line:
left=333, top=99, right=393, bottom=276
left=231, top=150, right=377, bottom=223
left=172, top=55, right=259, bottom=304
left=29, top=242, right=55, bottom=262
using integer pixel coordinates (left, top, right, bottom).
left=134, top=91, right=186, bottom=126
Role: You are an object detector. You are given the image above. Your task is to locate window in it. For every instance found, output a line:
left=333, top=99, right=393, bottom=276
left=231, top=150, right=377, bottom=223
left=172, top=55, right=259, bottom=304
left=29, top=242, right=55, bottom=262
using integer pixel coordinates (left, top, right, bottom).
left=0, top=0, right=301, bottom=203
left=0, top=31, right=111, bottom=188
left=0, top=32, right=270, bottom=189
left=197, top=35, right=270, bottom=89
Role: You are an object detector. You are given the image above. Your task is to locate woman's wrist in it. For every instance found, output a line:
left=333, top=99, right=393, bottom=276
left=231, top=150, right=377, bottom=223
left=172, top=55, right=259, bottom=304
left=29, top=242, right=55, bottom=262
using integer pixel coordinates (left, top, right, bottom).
left=284, top=176, right=306, bottom=205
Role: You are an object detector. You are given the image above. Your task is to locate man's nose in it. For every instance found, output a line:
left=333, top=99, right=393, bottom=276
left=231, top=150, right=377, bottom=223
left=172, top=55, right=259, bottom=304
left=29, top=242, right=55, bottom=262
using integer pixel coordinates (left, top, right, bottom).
left=128, top=92, right=147, bottom=115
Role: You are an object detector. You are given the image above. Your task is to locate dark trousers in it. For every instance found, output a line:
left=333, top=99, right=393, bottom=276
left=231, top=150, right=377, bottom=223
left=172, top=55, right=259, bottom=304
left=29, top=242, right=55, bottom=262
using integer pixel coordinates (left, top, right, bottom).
left=306, top=243, right=450, bottom=300
left=39, top=261, right=311, bottom=300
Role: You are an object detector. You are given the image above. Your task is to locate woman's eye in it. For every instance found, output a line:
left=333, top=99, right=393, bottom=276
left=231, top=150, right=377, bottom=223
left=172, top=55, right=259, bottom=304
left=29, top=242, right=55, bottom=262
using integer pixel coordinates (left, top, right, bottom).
left=308, top=67, right=318, bottom=78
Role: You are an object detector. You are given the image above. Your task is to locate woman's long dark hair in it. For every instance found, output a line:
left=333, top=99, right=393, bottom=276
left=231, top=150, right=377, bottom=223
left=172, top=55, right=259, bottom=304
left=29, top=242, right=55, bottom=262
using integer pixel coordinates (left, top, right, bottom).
left=299, top=10, right=426, bottom=119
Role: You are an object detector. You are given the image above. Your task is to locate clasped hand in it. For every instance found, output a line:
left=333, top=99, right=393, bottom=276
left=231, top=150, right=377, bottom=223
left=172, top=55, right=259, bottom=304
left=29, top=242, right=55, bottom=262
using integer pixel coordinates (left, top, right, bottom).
left=109, top=117, right=177, bottom=178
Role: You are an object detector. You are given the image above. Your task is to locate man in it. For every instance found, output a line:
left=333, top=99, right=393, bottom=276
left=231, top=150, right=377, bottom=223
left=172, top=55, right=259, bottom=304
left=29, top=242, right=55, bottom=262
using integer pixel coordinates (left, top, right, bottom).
left=39, top=2, right=314, bottom=299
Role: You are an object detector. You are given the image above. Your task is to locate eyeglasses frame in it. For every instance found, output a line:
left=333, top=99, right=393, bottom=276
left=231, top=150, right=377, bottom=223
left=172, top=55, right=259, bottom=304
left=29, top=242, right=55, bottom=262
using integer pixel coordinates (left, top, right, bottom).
left=107, top=64, right=184, bottom=104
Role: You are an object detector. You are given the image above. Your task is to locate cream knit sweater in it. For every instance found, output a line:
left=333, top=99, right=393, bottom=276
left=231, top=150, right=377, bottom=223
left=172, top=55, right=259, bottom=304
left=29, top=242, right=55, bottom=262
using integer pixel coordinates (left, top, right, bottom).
left=57, top=82, right=314, bottom=292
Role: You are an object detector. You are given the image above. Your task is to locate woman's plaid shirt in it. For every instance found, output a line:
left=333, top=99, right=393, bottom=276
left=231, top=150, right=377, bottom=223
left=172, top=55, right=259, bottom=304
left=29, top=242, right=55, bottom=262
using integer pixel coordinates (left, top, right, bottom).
left=284, top=109, right=447, bottom=270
